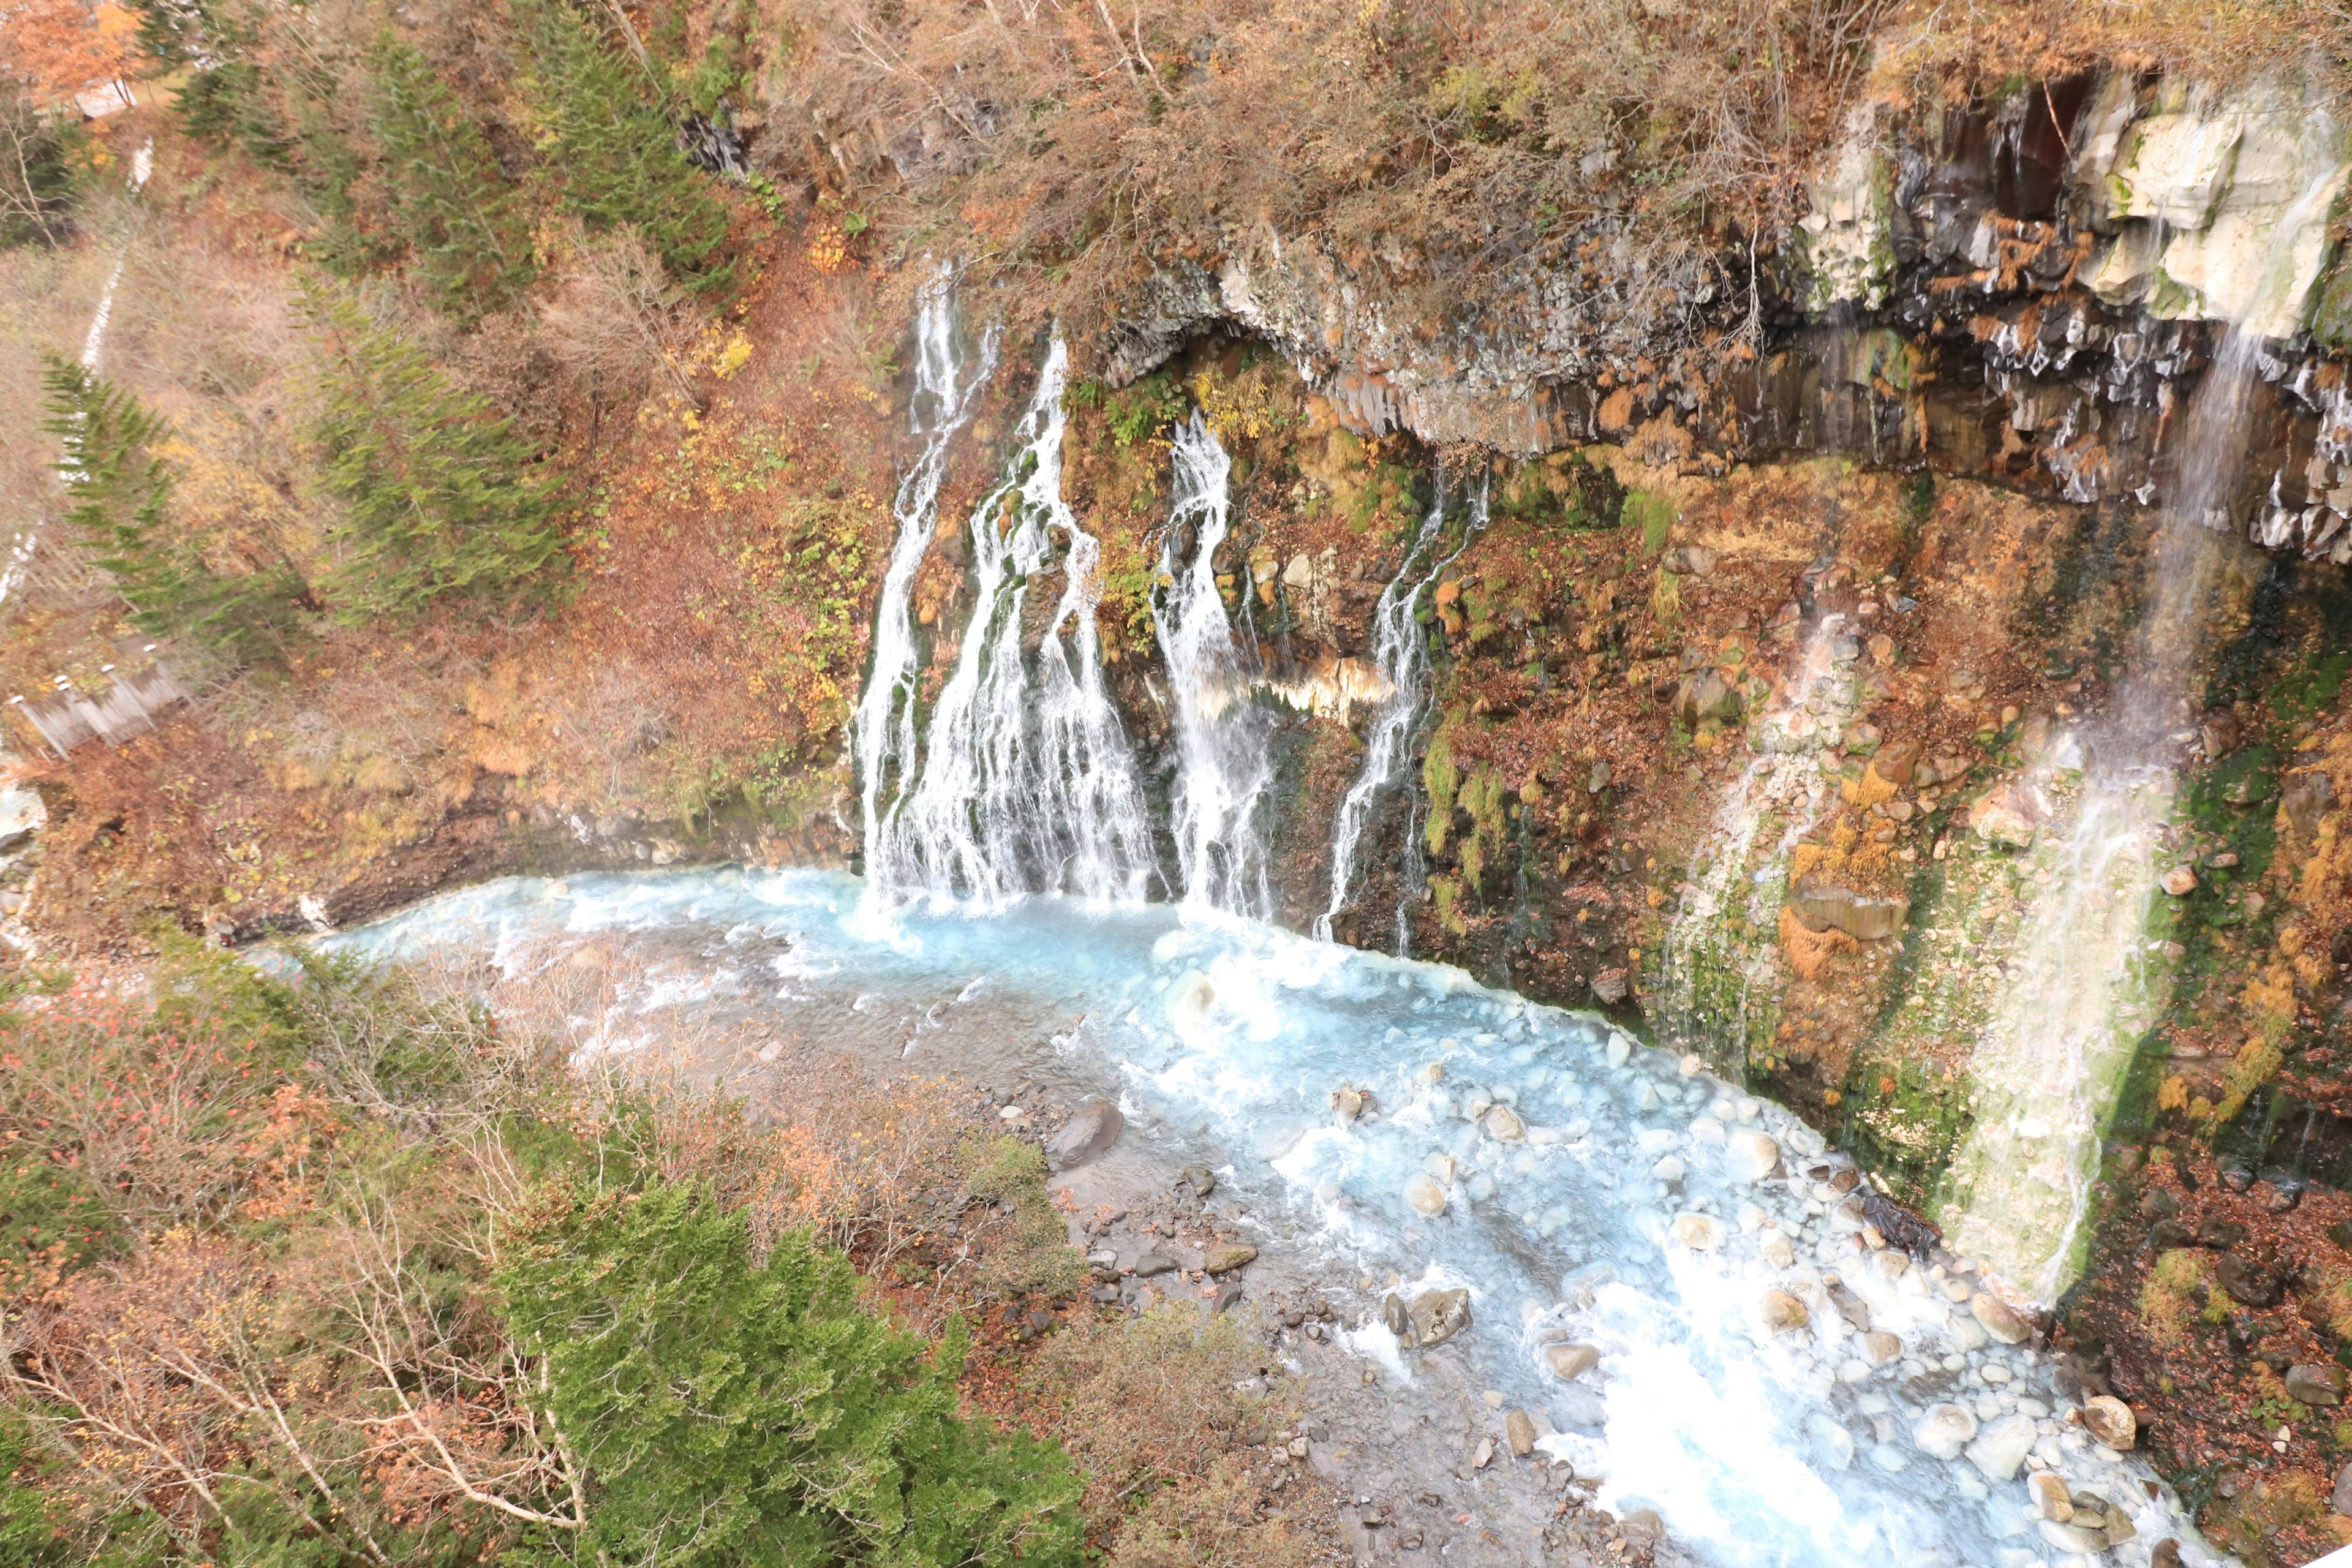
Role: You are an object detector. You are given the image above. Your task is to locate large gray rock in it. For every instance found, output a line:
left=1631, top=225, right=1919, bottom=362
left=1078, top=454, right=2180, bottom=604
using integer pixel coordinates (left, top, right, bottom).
left=2288, top=1363, right=2348, bottom=1407
left=1045, top=1100, right=1124, bottom=1170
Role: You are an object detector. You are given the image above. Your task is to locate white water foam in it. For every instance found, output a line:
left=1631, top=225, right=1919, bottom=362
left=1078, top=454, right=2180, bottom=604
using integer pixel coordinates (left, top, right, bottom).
left=1316, top=478, right=1488, bottom=949
left=891, top=337, right=1156, bottom=909
left=855, top=272, right=1000, bottom=906
left=1152, top=413, right=1276, bottom=919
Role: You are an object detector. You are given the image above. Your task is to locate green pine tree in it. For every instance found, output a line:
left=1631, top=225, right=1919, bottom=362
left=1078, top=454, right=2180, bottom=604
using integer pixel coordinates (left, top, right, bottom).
left=300, top=281, right=568, bottom=620
left=368, top=35, right=536, bottom=320
left=520, top=0, right=734, bottom=292
left=40, top=360, right=304, bottom=663
left=500, top=1180, right=1085, bottom=1568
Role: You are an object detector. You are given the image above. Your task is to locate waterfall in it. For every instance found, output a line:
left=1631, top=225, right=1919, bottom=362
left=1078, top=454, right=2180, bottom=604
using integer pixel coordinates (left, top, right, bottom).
left=1151, top=413, right=1276, bottom=919
left=888, top=336, right=1156, bottom=908
left=1315, top=477, right=1486, bottom=949
left=1658, top=612, right=1858, bottom=1073
left=854, top=276, right=999, bottom=900
left=1944, top=165, right=2337, bottom=1297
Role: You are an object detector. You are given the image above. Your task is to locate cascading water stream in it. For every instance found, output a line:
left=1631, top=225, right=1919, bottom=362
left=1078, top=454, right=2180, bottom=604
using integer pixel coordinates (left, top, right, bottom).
left=1316, top=478, right=1488, bottom=949
left=891, top=336, right=1156, bottom=908
left=854, top=276, right=999, bottom=904
left=1150, top=413, right=1276, bottom=919
left=1945, top=159, right=2342, bottom=1301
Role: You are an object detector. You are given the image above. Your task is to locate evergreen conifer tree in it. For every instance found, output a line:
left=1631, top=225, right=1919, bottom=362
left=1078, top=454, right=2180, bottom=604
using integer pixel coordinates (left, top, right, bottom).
left=501, top=1180, right=1085, bottom=1568
left=40, top=360, right=304, bottom=663
left=368, top=36, right=536, bottom=320
left=519, top=0, right=734, bottom=292
left=299, top=281, right=567, bottom=620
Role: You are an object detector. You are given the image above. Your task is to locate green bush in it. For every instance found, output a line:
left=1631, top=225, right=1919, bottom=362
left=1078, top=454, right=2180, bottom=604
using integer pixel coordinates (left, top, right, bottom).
left=503, top=1180, right=1085, bottom=1568
left=300, top=281, right=568, bottom=620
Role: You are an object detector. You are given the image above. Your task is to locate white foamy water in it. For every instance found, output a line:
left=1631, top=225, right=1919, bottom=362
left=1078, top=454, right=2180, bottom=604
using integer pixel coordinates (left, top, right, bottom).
left=891, top=337, right=1156, bottom=909
left=855, top=274, right=1000, bottom=903
left=1152, top=413, right=1275, bottom=919
left=331, top=867, right=2228, bottom=1568
left=1317, top=478, right=1487, bottom=949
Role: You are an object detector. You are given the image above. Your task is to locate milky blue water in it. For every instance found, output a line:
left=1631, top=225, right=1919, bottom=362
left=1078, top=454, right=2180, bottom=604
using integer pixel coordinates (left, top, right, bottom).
left=333, top=867, right=2216, bottom=1568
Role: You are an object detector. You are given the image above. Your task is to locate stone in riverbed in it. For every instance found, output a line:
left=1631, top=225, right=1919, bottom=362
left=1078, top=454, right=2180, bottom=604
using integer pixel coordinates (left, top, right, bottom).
left=1408, top=1289, right=1473, bottom=1348
left=1045, top=1100, right=1124, bottom=1170
left=1485, top=1103, right=1526, bottom=1142
left=2160, top=864, right=2198, bottom=896
left=1727, top=1130, right=1781, bottom=1182
left=1404, top=1172, right=1448, bottom=1216
left=1970, top=778, right=2051, bottom=847
left=1861, top=1330, right=1902, bottom=1365
left=1970, top=1291, right=2033, bottom=1344
left=1205, top=1242, right=1257, bottom=1275
left=1505, top=1409, right=1537, bottom=1457
left=1132, top=1252, right=1178, bottom=1278
left=1759, top=1289, right=1810, bottom=1333
left=1964, top=1414, right=2038, bottom=1481
left=1180, top=1166, right=1216, bottom=1197
left=2039, top=1520, right=2110, bottom=1555
left=1760, top=1229, right=1795, bottom=1267
left=2081, top=1394, right=2136, bottom=1450
left=1671, top=1212, right=1724, bottom=1251
left=1913, top=1403, right=1977, bottom=1460
left=2030, top=1472, right=2073, bottom=1521
left=1546, top=1342, right=1600, bottom=1380
left=1332, top=1085, right=1370, bottom=1126
left=2288, top=1363, right=2348, bottom=1406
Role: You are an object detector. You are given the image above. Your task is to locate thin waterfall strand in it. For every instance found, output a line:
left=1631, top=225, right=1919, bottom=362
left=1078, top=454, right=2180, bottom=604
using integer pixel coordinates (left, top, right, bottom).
left=896, top=337, right=1156, bottom=908
left=1153, top=413, right=1276, bottom=919
left=1945, top=160, right=2337, bottom=1297
left=856, top=276, right=999, bottom=903
left=1316, top=478, right=1487, bottom=946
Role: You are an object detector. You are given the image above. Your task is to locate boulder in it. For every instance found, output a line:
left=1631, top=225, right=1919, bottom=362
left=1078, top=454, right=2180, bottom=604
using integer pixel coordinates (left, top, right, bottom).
left=1759, top=1289, right=1810, bottom=1333
left=1970, top=1291, right=2034, bottom=1344
left=1964, top=1414, right=2039, bottom=1481
left=1913, top=1403, right=1978, bottom=1460
left=1204, top=1242, right=1258, bottom=1275
left=2160, top=865, right=2198, bottom=896
left=1726, top=1131, right=1781, bottom=1182
left=2081, top=1395, right=2136, bottom=1450
left=1545, top=1342, right=1600, bottom=1379
left=1046, top=1101, right=1125, bottom=1171
left=2038, top=1520, right=2110, bottom=1556
left=1675, top=670, right=1743, bottom=728
left=2217, top=1253, right=2283, bottom=1306
left=1591, top=968, right=1631, bottom=1005
left=2030, top=1472, right=2074, bottom=1521
left=1970, top=778, right=2052, bottom=848
left=1671, top=1212, right=1724, bottom=1251
left=1408, top=1289, right=1473, bottom=1348
left=1404, top=1172, right=1449, bottom=1216
left=1180, top=1166, right=1217, bottom=1197
left=2287, top=1363, right=2348, bottom=1407
left=1789, top=877, right=1910, bottom=941
left=1868, top=738, right=1921, bottom=788
left=2284, top=768, right=2336, bottom=837
left=2333, top=1460, right=2352, bottom=1517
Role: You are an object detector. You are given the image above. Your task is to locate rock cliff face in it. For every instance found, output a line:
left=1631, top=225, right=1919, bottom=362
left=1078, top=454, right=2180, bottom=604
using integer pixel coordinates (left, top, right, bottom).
left=1101, top=72, right=2352, bottom=561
